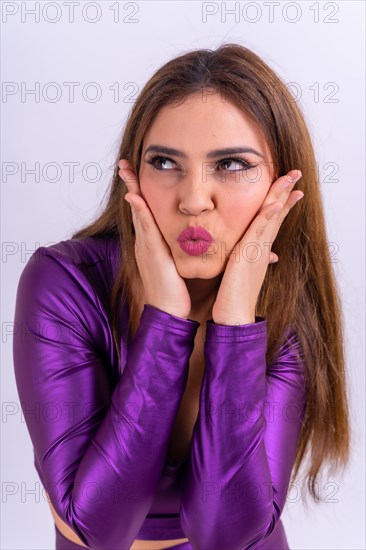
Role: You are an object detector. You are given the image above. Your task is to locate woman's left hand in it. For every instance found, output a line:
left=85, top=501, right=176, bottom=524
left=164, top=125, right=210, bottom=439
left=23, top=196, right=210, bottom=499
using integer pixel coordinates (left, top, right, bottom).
left=211, top=169, right=304, bottom=326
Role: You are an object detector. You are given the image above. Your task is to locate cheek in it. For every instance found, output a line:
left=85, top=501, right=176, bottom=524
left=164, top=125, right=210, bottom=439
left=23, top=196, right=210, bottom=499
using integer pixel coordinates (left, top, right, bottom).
left=139, top=173, right=159, bottom=209
left=224, top=188, right=267, bottom=235
left=139, top=166, right=172, bottom=203
left=139, top=176, right=174, bottom=231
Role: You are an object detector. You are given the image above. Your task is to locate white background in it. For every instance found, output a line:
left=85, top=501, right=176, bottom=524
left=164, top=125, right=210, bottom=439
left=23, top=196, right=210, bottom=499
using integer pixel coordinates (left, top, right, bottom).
left=2, top=1, right=365, bottom=548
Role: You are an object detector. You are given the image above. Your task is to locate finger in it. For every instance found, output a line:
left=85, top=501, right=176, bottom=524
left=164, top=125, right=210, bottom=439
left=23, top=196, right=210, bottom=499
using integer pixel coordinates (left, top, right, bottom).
left=262, top=169, right=303, bottom=209
left=272, top=190, right=304, bottom=225
left=250, top=201, right=287, bottom=241
left=124, top=193, right=156, bottom=247
left=269, top=252, right=279, bottom=264
left=286, top=190, right=304, bottom=208
left=120, top=175, right=167, bottom=246
left=276, top=170, right=302, bottom=196
left=269, top=183, right=305, bottom=219
left=118, top=162, right=139, bottom=192
left=118, top=160, right=142, bottom=197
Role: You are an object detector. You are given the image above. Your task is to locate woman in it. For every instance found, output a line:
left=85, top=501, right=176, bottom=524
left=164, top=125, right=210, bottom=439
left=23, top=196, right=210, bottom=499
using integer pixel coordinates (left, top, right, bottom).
left=13, top=43, right=351, bottom=550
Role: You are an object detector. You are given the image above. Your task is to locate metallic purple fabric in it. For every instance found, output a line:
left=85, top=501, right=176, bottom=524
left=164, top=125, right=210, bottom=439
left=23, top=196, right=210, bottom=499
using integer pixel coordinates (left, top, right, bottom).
left=13, top=235, right=307, bottom=550
left=55, top=524, right=86, bottom=549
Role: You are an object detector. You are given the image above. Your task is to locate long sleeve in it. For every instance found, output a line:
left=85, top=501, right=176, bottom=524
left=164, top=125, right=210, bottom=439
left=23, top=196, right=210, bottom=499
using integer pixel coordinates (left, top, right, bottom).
left=180, top=318, right=307, bottom=550
left=12, top=247, right=200, bottom=550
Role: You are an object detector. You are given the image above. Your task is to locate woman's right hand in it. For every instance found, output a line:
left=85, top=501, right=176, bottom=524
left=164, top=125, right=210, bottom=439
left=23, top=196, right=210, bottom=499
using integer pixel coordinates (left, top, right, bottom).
left=118, top=159, right=192, bottom=320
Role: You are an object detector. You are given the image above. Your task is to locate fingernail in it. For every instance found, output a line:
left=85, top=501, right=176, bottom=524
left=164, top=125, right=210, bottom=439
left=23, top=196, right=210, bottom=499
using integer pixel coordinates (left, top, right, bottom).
left=287, top=170, right=302, bottom=183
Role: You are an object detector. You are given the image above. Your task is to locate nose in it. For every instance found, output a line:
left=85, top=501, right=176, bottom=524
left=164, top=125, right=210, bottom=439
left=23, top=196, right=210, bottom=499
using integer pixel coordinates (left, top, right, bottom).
left=178, top=168, right=215, bottom=216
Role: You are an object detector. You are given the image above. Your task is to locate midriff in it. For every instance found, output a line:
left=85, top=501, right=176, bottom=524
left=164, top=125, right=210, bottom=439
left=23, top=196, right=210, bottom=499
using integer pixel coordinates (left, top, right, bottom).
left=130, top=537, right=189, bottom=549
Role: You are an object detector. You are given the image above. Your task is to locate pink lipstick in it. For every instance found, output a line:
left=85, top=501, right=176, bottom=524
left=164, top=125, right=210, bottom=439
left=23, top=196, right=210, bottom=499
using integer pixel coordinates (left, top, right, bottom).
left=177, top=226, right=214, bottom=256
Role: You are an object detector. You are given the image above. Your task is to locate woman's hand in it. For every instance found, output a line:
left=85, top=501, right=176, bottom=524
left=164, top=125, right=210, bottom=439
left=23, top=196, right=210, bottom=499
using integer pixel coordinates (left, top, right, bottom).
left=118, top=159, right=192, bottom=320
left=211, top=169, right=304, bottom=326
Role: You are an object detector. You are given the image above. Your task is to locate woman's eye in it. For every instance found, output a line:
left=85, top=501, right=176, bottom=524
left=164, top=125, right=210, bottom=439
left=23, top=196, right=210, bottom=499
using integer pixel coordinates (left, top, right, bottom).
left=147, top=156, right=177, bottom=170
left=217, top=158, right=252, bottom=172
left=146, top=155, right=254, bottom=173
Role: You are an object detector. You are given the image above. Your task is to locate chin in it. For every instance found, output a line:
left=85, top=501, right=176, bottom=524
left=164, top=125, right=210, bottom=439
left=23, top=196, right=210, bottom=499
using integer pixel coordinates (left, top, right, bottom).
left=175, top=257, right=224, bottom=280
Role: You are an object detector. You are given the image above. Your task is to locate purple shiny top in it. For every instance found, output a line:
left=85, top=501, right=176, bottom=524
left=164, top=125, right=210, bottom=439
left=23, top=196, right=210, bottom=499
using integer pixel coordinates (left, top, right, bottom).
left=13, top=235, right=307, bottom=549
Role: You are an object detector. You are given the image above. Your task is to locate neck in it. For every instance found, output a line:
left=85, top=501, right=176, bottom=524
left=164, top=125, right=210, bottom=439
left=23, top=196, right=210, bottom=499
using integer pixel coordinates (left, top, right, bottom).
left=184, top=273, right=223, bottom=322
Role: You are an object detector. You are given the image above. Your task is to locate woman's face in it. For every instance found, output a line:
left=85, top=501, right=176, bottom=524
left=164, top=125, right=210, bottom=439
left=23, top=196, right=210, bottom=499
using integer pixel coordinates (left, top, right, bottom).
left=138, top=92, right=274, bottom=280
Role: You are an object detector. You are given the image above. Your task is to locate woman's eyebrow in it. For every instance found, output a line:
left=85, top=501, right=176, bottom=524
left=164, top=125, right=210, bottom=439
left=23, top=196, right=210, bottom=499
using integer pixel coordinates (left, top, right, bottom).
left=143, top=145, right=264, bottom=159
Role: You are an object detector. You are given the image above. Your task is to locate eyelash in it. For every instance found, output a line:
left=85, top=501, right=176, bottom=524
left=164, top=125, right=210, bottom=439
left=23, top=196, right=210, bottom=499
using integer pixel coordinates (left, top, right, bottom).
left=145, top=153, right=256, bottom=173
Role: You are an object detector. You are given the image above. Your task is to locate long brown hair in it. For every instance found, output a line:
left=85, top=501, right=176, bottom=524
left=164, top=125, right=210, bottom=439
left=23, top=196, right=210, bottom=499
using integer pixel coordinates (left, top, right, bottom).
left=70, top=43, right=351, bottom=506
